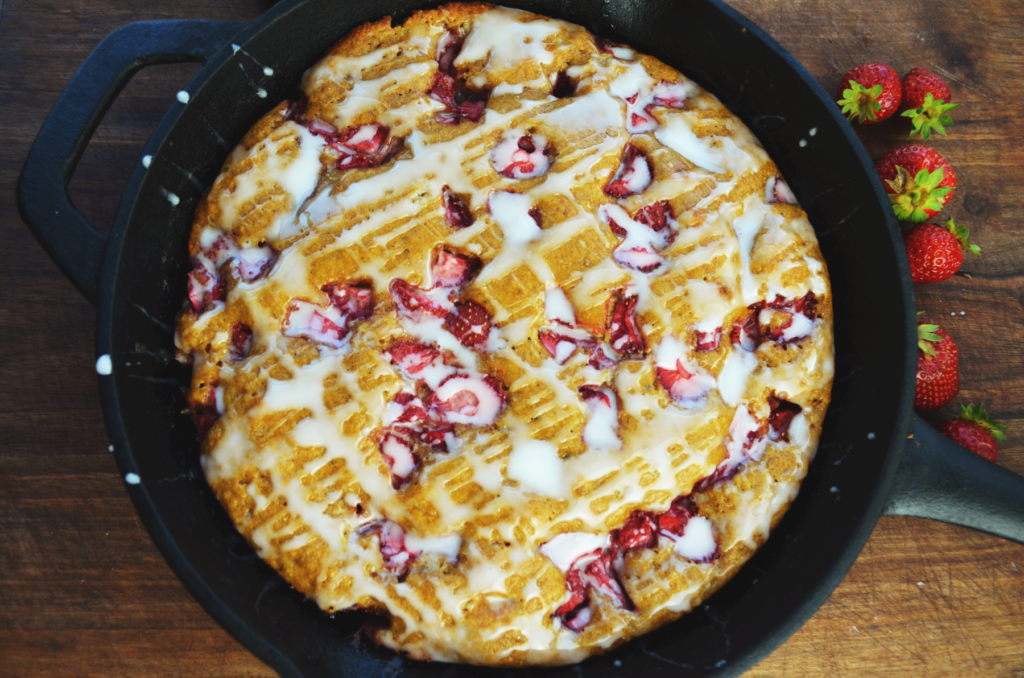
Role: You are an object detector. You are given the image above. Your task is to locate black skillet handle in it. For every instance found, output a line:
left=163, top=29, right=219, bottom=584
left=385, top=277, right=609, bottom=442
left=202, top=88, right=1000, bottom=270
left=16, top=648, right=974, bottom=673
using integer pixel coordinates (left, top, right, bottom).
left=884, top=414, right=1024, bottom=543
left=17, top=20, right=245, bottom=306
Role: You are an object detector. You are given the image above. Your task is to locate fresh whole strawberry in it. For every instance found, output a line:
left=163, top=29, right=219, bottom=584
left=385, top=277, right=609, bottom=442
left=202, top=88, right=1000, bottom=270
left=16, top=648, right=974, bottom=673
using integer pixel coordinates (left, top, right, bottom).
left=876, top=145, right=956, bottom=222
left=915, top=320, right=959, bottom=410
left=935, top=403, right=1007, bottom=462
left=836, top=63, right=902, bottom=124
left=899, top=68, right=958, bottom=141
left=904, top=218, right=979, bottom=283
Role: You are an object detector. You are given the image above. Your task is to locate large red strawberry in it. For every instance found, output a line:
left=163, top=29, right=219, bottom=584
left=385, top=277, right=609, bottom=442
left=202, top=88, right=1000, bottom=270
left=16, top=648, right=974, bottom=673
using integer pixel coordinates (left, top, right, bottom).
left=915, top=320, right=959, bottom=410
left=899, top=68, right=958, bottom=141
left=904, top=218, right=979, bottom=283
left=836, top=63, right=902, bottom=124
left=876, top=145, right=956, bottom=223
left=935, top=403, right=1007, bottom=462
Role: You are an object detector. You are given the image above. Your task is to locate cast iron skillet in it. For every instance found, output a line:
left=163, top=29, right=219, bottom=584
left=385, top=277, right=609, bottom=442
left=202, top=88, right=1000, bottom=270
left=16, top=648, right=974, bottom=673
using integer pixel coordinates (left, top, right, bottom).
left=18, top=1, right=1024, bottom=676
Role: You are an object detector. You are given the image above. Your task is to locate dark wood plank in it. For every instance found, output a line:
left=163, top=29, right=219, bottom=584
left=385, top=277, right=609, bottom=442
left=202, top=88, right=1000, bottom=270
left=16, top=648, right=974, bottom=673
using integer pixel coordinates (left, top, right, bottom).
left=0, top=0, right=1021, bottom=676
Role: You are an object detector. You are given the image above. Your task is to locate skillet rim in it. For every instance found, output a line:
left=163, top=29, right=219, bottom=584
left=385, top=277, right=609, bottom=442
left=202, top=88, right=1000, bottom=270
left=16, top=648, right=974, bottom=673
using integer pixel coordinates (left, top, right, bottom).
left=92, top=1, right=917, bottom=675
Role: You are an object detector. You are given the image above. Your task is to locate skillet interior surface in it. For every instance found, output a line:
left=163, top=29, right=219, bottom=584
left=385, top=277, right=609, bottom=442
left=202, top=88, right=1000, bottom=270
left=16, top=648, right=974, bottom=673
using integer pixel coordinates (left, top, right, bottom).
left=95, top=0, right=916, bottom=675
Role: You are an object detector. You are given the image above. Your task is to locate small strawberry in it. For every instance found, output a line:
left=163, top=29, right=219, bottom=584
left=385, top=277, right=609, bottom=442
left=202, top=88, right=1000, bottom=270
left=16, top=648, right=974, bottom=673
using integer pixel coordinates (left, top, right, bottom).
left=876, top=145, right=956, bottom=222
left=899, top=68, right=959, bottom=141
left=915, top=320, right=959, bottom=410
left=836, top=63, right=902, bottom=124
left=936, top=403, right=1007, bottom=462
left=904, top=218, right=979, bottom=283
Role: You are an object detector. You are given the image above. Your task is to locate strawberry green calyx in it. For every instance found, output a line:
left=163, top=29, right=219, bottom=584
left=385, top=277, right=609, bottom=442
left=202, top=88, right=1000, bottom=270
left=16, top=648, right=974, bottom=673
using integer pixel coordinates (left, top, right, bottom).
left=945, top=218, right=981, bottom=255
left=918, top=322, right=942, bottom=357
left=838, top=81, right=884, bottom=123
left=902, top=92, right=958, bottom=141
left=956, top=403, right=1008, bottom=442
left=886, top=165, right=953, bottom=222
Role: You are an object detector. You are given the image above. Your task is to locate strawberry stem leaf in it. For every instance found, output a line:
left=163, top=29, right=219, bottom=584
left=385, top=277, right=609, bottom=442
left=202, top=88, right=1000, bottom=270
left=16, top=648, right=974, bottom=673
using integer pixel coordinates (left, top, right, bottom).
left=960, top=403, right=1008, bottom=441
left=838, top=81, right=884, bottom=124
left=888, top=165, right=952, bottom=222
left=901, top=93, right=959, bottom=141
left=946, top=218, right=981, bottom=255
left=918, top=323, right=941, bottom=357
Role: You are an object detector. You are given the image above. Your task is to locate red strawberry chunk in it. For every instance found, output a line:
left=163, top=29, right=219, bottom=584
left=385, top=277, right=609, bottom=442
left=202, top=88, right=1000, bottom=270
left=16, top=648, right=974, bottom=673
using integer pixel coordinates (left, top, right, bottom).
left=765, top=176, right=798, bottom=204
left=390, top=279, right=451, bottom=322
left=435, top=29, right=463, bottom=75
left=377, top=430, right=419, bottom=490
left=232, top=244, right=279, bottom=282
left=443, top=300, right=492, bottom=349
left=582, top=550, right=634, bottom=611
left=551, top=71, right=575, bottom=98
left=695, top=327, right=721, bottom=352
left=730, top=306, right=762, bottom=351
left=649, top=80, right=689, bottom=109
left=322, top=282, right=374, bottom=320
left=282, top=299, right=348, bottom=348
left=431, top=247, right=482, bottom=289
left=607, top=290, right=646, bottom=358
left=190, top=386, right=221, bottom=439
left=429, top=374, right=506, bottom=426
left=554, top=568, right=593, bottom=632
left=588, top=344, right=618, bottom=369
left=633, top=200, right=674, bottom=234
left=428, top=72, right=487, bottom=125
left=657, top=496, right=699, bottom=537
left=603, top=143, right=653, bottom=198
left=187, top=264, right=224, bottom=314
left=612, top=510, right=659, bottom=552
left=441, top=185, right=475, bottom=229
left=229, top=322, right=253, bottom=362
left=358, top=519, right=418, bottom=577
left=695, top=406, right=769, bottom=491
left=538, top=328, right=588, bottom=364
left=490, top=133, right=550, bottom=179
left=332, top=123, right=400, bottom=169
left=760, top=293, right=817, bottom=344
left=385, top=341, right=443, bottom=378
left=767, top=394, right=802, bottom=442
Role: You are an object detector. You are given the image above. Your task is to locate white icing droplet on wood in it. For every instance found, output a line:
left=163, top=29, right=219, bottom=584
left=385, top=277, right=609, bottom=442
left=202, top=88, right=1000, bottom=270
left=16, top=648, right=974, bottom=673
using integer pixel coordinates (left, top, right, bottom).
left=507, top=440, right=564, bottom=496
left=95, top=354, right=112, bottom=375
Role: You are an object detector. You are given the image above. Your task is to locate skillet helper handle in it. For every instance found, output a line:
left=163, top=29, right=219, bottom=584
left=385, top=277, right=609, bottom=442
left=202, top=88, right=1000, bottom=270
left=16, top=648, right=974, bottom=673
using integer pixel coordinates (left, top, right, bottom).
left=885, top=414, right=1024, bottom=544
left=17, top=20, right=245, bottom=306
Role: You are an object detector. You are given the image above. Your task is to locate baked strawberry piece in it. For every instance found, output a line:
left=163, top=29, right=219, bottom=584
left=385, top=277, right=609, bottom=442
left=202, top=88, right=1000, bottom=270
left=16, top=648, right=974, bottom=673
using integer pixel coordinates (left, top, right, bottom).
left=332, top=123, right=401, bottom=169
left=441, top=185, right=474, bottom=229
left=429, top=374, right=506, bottom=427
left=489, top=132, right=550, bottom=179
left=431, top=246, right=482, bottom=290
left=603, top=143, right=652, bottom=198
left=606, top=289, right=646, bottom=358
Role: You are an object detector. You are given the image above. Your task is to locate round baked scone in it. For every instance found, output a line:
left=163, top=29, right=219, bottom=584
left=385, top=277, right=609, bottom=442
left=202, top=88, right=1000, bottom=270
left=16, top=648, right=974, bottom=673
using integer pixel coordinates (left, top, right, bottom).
left=175, top=3, right=834, bottom=666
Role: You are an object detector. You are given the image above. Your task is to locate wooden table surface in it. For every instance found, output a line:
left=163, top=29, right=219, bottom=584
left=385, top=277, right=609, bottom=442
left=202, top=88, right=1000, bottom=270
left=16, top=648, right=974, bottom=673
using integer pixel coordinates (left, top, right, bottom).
left=2, top=0, right=1023, bottom=675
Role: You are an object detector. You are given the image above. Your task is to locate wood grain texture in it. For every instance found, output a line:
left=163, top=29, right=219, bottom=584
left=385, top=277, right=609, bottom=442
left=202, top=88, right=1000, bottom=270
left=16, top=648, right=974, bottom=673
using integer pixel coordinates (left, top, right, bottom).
left=0, top=0, right=1021, bottom=676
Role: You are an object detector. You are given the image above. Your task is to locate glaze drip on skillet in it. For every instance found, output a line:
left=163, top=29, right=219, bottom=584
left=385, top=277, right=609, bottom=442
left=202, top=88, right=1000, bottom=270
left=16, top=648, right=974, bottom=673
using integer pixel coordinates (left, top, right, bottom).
left=175, top=3, right=834, bottom=665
